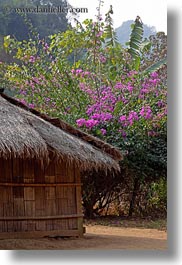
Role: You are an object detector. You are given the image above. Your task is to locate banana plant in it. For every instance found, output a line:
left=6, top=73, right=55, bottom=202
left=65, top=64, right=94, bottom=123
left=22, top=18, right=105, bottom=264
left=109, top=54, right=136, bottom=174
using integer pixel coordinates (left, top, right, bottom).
left=127, top=16, right=167, bottom=73
left=127, top=16, right=144, bottom=70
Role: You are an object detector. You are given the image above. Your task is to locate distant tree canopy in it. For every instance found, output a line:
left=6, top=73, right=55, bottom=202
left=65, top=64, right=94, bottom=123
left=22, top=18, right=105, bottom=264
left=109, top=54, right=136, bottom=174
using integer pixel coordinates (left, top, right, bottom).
left=0, top=0, right=70, bottom=62
left=0, top=0, right=69, bottom=40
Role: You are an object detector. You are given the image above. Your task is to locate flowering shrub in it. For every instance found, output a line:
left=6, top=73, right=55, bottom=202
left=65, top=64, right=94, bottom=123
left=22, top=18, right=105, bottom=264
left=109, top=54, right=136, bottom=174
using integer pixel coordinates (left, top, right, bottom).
left=72, top=69, right=166, bottom=145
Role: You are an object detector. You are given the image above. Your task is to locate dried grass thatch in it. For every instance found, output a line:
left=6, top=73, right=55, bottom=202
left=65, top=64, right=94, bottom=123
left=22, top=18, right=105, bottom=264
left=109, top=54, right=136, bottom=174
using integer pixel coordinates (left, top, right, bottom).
left=0, top=93, right=122, bottom=172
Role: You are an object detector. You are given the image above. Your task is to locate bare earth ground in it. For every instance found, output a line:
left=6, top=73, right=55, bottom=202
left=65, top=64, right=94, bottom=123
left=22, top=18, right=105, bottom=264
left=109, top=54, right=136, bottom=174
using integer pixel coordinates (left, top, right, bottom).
left=0, top=225, right=167, bottom=250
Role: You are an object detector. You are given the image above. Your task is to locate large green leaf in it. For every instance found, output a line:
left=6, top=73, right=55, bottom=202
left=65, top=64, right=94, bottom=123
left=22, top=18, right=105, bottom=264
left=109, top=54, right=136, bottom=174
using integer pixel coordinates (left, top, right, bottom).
left=128, top=17, right=144, bottom=59
left=104, top=5, right=119, bottom=47
left=143, top=57, right=167, bottom=73
left=127, top=16, right=144, bottom=70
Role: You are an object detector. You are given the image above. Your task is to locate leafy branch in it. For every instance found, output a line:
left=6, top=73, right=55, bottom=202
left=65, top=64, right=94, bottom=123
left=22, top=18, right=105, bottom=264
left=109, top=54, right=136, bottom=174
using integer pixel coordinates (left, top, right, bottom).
left=104, top=5, right=119, bottom=47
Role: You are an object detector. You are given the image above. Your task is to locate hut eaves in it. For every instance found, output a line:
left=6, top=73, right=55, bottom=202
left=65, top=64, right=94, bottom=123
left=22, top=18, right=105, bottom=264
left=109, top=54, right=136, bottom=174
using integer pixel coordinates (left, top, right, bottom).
left=0, top=93, right=122, bottom=172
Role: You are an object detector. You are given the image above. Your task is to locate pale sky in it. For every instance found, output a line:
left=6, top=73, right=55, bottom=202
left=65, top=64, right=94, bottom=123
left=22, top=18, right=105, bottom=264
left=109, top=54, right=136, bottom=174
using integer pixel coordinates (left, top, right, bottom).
left=68, top=0, right=167, bottom=32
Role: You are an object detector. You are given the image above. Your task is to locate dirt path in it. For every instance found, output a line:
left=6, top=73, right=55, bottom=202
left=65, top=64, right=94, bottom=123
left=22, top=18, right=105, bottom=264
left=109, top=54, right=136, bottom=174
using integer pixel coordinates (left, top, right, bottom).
left=0, top=225, right=167, bottom=250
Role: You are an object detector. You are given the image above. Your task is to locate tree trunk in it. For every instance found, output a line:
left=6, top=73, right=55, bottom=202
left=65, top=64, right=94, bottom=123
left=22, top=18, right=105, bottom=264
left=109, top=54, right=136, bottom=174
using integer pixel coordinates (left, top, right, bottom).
left=128, top=178, right=140, bottom=217
left=83, top=200, right=95, bottom=218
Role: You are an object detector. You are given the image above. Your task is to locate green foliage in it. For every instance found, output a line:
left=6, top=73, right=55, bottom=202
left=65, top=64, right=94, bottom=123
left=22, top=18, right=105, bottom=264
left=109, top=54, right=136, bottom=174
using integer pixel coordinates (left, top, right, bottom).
left=104, top=5, right=119, bottom=47
left=141, top=32, right=167, bottom=74
left=149, top=178, right=167, bottom=207
left=126, top=18, right=167, bottom=73
left=144, top=57, right=167, bottom=74
left=127, top=16, right=143, bottom=70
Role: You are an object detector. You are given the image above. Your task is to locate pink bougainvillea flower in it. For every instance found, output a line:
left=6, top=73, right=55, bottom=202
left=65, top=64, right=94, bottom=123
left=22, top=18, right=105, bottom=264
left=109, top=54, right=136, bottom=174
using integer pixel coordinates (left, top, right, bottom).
left=140, top=106, right=153, bottom=120
left=85, top=119, right=99, bottom=129
left=76, top=118, right=86, bottom=127
left=150, top=72, right=158, bottom=78
left=100, top=128, right=107, bottom=135
left=119, top=115, right=127, bottom=122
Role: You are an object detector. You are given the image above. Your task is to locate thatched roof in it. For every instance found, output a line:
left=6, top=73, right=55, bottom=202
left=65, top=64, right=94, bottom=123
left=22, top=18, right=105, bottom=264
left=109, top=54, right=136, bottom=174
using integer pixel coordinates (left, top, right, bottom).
left=0, top=93, right=122, bottom=172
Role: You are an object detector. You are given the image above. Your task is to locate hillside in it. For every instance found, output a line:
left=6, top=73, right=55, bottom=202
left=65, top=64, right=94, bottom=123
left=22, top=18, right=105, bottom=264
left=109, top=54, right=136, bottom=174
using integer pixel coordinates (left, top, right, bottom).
left=116, top=20, right=156, bottom=46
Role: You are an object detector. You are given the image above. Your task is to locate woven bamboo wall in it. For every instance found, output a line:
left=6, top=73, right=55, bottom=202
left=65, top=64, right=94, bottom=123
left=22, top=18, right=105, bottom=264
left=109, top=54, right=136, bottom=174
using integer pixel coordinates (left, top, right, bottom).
left=0, top=158, right=83, bottom=238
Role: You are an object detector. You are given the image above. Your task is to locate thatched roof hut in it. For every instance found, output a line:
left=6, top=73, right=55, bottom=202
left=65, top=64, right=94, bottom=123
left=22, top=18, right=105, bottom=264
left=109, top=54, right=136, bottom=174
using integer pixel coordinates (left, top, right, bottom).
left=0, top=92, right=122, bottom=238
left=0, top=93, right=122, bottom=171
